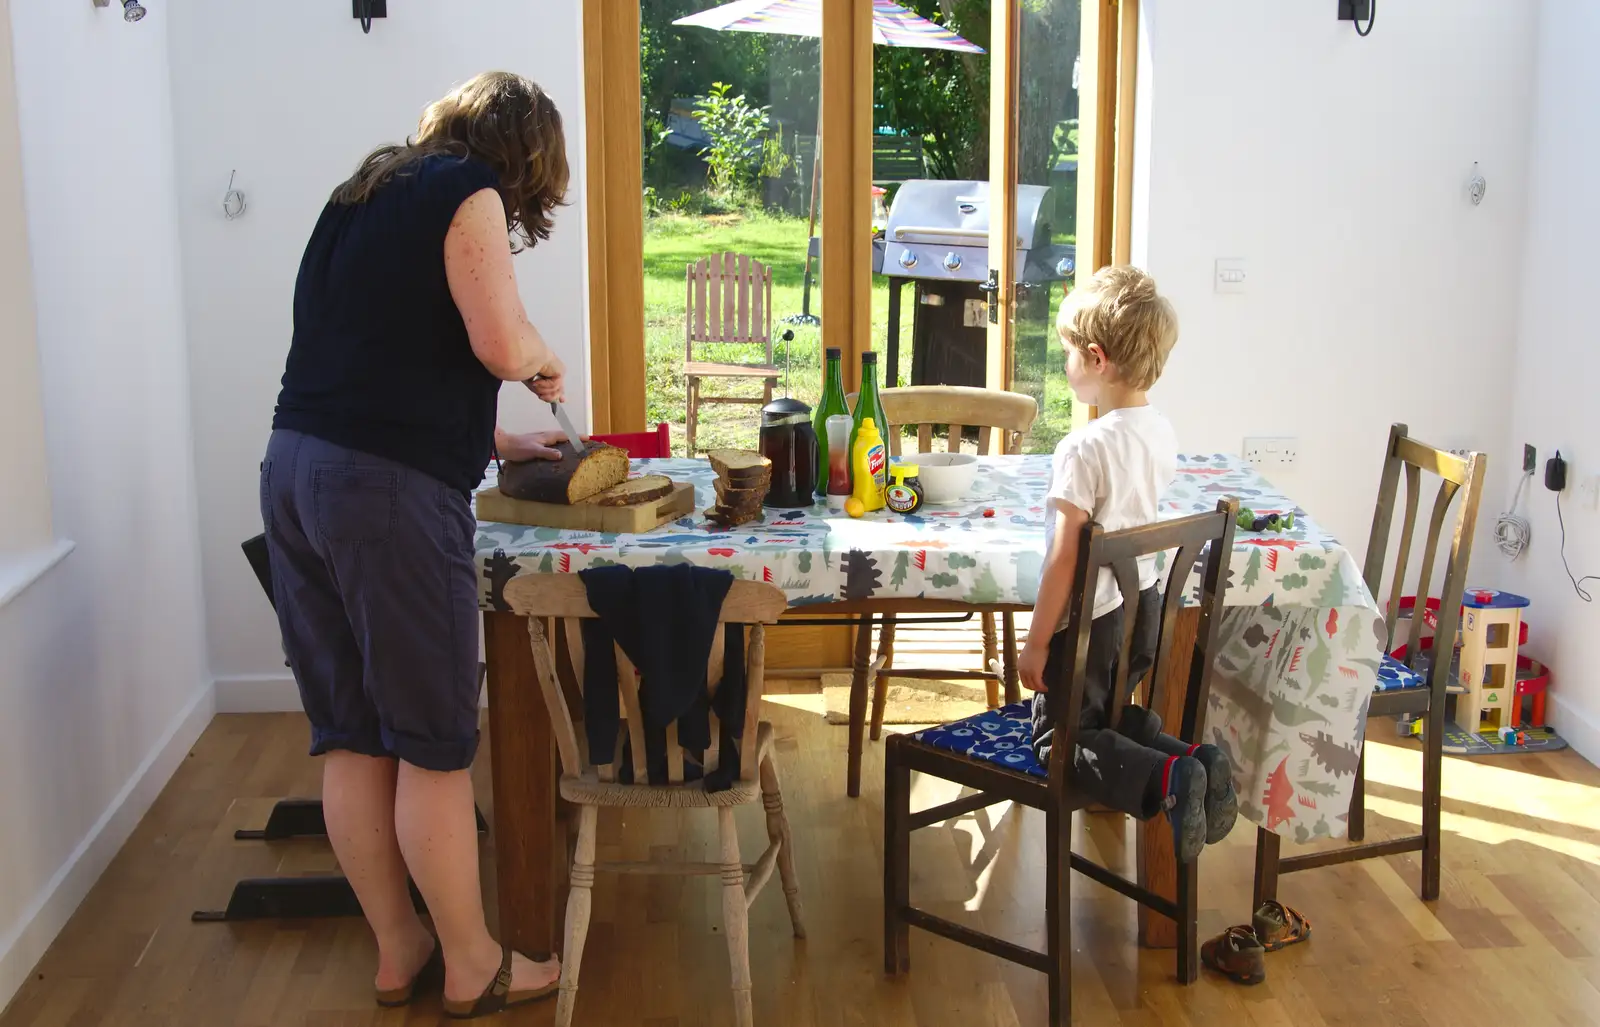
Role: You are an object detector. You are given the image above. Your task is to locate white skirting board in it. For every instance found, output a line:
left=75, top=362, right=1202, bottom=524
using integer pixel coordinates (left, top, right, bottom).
left=1548, top=693, right=1600, bottom=766
left=215, top=675, right=490, bottom=713
left=0, top=682, right=215, bottom=1013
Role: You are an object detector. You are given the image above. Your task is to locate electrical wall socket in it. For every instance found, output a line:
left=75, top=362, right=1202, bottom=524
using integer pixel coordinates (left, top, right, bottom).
left=1579, top=474, right=1600, bottom=512
left=1242, top=437, right=1298, bottom=470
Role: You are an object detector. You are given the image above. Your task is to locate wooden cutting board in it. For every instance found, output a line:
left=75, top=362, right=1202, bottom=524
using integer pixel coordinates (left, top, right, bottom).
left=475, top=480, right=694, bottom=533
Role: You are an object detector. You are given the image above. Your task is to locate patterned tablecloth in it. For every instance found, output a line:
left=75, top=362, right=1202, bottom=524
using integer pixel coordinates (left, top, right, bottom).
left=475, top=454, right=1383, bottom=843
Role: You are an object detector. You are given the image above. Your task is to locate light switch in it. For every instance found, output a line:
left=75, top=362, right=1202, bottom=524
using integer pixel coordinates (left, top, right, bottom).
left=1215, top=258, right=1248, bottom=294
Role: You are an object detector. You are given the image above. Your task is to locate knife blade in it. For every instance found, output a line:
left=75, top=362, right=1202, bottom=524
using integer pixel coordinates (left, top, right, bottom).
left=550, top=401, right=584, bottom=453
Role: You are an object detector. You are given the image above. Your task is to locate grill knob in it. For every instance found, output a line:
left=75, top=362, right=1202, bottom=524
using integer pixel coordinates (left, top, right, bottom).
left=897, top=249, right=918, bottom=270
left=1056, top=255, right=1076, bottom=278
left=942, top=252, right=963, bottom=272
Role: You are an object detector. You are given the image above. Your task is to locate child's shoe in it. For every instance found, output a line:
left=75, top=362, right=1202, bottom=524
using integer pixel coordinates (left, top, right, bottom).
left=1160, top=755, right=1208, bottom=863
left=1201, top=925, right=1266, bottom=985
left=1253, top=899, right=1312, bottom=951
left=1148, top=737, right=1238, bottom=844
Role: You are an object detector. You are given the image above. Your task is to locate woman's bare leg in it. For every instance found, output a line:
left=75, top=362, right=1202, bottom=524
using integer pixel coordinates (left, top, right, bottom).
left=394, top=761, right=560, bottom=1003
left=321, top=751, right=435, bottom=991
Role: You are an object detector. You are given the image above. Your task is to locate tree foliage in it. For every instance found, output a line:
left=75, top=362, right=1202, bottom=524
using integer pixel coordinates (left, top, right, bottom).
left=642, top=0, right=1082, bottom=188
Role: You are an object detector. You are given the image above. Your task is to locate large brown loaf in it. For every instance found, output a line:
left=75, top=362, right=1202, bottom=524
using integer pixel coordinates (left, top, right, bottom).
left=499, top=442, right=629, bottom=504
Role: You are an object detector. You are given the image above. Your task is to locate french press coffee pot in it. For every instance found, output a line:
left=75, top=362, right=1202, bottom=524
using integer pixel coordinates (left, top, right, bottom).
left=758, top=397, right=818, bottom=507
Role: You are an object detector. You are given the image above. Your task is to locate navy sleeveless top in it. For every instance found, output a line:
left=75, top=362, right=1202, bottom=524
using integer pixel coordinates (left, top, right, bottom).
left=273, top=154, right=504, bottom=494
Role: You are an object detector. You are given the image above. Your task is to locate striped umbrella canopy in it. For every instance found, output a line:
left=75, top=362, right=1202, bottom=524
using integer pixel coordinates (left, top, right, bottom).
left=673, top=0, right=984, bottom=53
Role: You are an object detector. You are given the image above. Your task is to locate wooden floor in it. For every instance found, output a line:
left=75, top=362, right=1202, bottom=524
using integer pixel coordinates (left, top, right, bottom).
left=5, top=644, right=1600, bottom=1025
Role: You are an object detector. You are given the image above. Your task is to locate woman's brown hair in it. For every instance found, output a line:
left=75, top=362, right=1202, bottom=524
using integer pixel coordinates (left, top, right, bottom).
left=331, top=71, right=569, bottom=250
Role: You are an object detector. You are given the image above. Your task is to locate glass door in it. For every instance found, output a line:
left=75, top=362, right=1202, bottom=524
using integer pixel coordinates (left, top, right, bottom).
left=987, top=0, right=1083, bottom=454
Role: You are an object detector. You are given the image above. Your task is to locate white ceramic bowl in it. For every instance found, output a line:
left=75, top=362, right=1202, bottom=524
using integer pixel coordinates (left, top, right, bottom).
left=909, top=452, right=978, bottom=505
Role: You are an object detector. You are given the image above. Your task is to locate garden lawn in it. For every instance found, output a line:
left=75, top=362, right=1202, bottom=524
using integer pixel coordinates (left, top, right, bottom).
left=642, top=211, right=1070, bottom=455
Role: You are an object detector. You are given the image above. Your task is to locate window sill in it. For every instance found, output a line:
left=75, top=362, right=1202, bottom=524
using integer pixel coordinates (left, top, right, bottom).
left=0, top=539, right=75, bottom=610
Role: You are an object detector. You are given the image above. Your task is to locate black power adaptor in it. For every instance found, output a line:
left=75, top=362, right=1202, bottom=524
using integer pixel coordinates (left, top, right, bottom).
left=1546, top=452, right=1568, bottom=492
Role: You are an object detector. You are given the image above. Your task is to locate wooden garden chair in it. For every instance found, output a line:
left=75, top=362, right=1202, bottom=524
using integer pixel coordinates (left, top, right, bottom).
left=503, top=576, right=804, bottom=1027
left=871, top=385, right=1039, bottom=730
left=884, top=500, right=1238, bottom=1026
left=1254, top=423, right=1486, bottom=907
left=683, top=253, right=781, bottom=456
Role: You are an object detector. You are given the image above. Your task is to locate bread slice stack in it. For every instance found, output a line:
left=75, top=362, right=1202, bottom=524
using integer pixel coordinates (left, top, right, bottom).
left=706, top=449, right=770, bottom=527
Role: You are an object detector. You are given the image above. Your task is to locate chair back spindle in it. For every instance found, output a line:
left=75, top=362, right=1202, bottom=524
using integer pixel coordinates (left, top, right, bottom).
left=1362, top=423, right=1486, bottom=690
left=1045, top=500, right=1239, bottom=789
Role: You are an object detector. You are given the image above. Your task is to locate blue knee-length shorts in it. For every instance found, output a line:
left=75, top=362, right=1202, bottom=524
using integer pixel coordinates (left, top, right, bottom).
left=259, top=429, right=481, bottom=771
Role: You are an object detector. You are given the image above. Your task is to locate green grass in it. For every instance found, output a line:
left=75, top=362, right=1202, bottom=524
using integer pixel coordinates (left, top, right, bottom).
left=642, top=209, right=1071, bottom=455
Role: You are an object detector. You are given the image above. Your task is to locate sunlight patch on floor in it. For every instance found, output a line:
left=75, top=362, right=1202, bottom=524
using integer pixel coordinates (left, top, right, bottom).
left=1360, top=739, right=1600, bottom=829
left=1362, top=794, right=1600, bottom=865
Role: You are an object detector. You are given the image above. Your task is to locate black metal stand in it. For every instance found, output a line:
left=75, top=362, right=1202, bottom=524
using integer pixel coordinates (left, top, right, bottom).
left=782, top=236, right=823, bottom=327
left=192, top=798, right=488, bottom=923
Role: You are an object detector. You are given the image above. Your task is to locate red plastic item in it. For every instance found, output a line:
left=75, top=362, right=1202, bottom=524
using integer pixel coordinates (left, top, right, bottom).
left=590, top=422, right=672, bottom=459
left=982, top=508, right=995, bottom=518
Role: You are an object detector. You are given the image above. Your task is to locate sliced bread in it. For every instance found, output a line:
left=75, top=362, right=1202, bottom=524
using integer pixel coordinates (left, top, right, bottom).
left=707, top=449, right=772, bottom=482
left=584, top=474, right=675, bottom=507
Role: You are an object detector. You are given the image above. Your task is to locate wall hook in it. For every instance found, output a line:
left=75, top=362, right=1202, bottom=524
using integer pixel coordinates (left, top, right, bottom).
left=223, top=170, right=246, bottom=220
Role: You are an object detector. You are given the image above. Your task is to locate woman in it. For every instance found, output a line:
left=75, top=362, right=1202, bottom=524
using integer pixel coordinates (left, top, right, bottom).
left=260, top=72, right=572, bottom=1017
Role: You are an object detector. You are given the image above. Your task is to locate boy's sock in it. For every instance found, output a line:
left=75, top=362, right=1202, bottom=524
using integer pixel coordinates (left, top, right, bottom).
left=1143, top=755, right=1207, bottom=862
left=1147, top=736, right=1239, bottom=844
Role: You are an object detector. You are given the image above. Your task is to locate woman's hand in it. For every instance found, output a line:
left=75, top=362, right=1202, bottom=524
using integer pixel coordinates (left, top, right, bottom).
left=524, top=352, right=566, bottom=404
left=495, top=429, right=586, bottom=463
left=1018, top=639, right=1049, bottom=694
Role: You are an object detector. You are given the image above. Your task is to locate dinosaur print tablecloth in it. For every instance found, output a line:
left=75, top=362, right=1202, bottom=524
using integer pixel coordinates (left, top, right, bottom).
left=475, top=454, right=1383, bottom=841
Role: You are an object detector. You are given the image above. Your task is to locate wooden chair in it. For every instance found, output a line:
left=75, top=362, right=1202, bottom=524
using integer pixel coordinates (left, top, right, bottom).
left=503, top=576, right=804, bottom=1027
left=684, top=253, right=781, bottom=456
left=870, top=385, right=1040, bottom=734
left=884, top=500, right=1238, bottom=1026
left=1254, top=424, right=1486, bottom=907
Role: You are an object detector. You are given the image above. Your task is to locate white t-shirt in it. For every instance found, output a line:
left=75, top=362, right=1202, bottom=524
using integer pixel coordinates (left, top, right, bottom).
left=1043, top=406, right=1178, bottom=623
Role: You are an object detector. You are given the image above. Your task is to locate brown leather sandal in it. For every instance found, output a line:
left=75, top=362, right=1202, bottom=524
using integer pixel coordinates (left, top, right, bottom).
left=375, top=941, right=444, bottom=1008
left=1201, top=925, right=1266, bottom=985
left=1253, top=900, right=1312, bottom=951
left=442, top=946, right=560, bottom=1019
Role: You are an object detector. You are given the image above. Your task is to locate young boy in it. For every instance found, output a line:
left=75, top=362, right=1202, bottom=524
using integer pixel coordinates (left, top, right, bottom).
left=1017, top=266, right=1237, bottom=862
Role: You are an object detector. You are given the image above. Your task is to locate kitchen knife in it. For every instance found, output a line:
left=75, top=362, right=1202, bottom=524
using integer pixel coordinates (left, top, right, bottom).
left=550, top=401, right=585, bottom=453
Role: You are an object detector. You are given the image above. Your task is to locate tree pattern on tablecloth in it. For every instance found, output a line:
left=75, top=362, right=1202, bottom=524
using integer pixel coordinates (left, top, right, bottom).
left=473, top=455, right=1382, bottom=840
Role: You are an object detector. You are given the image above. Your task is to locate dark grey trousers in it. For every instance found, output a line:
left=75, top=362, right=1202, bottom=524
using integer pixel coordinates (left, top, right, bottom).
left=1031, top=586, right=1173, bottom=818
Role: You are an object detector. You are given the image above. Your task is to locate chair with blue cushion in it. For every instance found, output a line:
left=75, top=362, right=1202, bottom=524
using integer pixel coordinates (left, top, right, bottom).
left=883, top=499, right=1238, bottom=1026
left=1254, top=423, right=1486, bottom=908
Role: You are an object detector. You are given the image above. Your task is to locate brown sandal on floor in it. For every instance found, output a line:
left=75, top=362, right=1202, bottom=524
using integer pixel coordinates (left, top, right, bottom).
left=375, top=941, right=444, bottom=1008
left=441, top=946, right=560, bottom=1019
left=1201, top=925, right=1267, bottom=985
left=1253, top=899, right=1312, bottom=951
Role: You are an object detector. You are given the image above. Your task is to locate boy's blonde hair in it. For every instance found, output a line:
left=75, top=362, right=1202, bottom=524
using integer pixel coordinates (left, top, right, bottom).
left=1056, top=265, right=1177, bottom=391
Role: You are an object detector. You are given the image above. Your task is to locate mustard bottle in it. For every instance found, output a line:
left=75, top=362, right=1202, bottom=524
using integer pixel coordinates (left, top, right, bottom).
left=851, top=417, right=888, bottom=512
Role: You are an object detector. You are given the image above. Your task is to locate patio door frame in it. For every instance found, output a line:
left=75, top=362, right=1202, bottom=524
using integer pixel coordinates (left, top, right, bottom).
left=986, top=0, right=1140, bottom=401
left=579, top=0, right=1139, bottom=429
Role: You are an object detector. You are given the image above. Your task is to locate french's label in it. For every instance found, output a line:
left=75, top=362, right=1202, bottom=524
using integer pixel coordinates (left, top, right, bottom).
left=868, top=445, right=886, bottom=481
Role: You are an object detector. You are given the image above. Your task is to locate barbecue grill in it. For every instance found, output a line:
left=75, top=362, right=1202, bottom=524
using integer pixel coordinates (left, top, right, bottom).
left=879, top=179, right=1075, bottom=393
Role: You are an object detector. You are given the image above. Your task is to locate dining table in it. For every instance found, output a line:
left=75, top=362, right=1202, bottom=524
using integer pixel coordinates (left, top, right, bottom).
left=475, top=453, right=1386, bottom=955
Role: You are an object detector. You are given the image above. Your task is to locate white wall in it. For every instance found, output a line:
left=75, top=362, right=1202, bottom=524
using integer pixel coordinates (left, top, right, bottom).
left=165, top=1, right=588, bottom=705
left=0, top=0, right=50, bottom=558
left=1500, top=1, right=1600, bottom=761
left=0, top=0, right=211, bottom=1010
left=1138, top=1, right=1536, bottom=562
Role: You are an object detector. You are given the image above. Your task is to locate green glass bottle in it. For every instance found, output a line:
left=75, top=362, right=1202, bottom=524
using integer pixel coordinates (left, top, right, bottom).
left=850, top=350, right=889, bottom=470
left=813, top=347, right=849, bottom=495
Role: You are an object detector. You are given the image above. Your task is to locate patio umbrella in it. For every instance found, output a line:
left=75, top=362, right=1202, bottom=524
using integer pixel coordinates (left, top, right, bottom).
left=673, top=0, right=983, bottom=323
left=674, top=0, right=984, bottom=52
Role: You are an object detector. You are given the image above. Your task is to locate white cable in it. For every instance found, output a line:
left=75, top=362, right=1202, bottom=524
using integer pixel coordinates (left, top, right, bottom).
left=1495, top=472, right=1532, bottom=560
